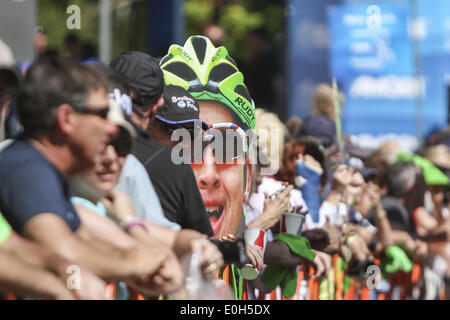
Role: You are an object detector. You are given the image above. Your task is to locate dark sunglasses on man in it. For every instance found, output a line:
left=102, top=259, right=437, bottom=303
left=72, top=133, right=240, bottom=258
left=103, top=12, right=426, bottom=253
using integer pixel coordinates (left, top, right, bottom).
left=70, top=103, right=110, bottom=119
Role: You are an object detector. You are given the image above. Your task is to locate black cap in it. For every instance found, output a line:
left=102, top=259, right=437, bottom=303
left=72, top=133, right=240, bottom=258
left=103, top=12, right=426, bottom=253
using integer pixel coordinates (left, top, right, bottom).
left=299, top=114, right=336, bottom=148
left=109, top=51, right=163, bottom=106
left=156, top=85, right=209, bottom=130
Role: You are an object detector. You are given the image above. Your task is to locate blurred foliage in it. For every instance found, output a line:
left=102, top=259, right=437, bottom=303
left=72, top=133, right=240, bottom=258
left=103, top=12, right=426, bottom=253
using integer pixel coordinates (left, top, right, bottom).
left=184, top=0, right=285, bottom=59
left=111, top=0, right=148, bottom=57
left=184, top=0, right=215, bottom=31
left=37, top=0, right=284, bottom=61
left=37, top=0, right=147, bottom=60
left=37, top=0, right=99, bottom=56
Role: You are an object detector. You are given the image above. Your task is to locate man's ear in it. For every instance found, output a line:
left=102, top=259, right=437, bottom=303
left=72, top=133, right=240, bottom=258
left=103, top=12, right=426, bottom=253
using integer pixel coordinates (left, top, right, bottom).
left=56, top=104, right=76, bottom=136
left=150, top=97, right=164, bottom=119
left=243, top=162, right=253, bottom=201
left=129, top=87, right=139, bottom=100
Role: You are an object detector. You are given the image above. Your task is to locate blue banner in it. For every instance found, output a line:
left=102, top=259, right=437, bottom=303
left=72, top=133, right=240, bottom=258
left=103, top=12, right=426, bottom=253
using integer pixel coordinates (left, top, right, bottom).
left=328, top=2, right=413, bottom=77
left=327, top=0, right=450, bottom=138
left=286, top=0, right=340, bottom=118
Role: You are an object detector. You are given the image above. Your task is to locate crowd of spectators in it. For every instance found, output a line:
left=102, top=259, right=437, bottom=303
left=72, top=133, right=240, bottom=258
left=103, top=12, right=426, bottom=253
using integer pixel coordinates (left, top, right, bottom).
left=0, top=32, right=449, bottom=300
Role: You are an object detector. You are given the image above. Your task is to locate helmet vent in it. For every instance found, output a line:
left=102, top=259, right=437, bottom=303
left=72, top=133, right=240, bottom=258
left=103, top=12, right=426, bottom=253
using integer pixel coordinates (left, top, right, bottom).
left=159, top=54, right=173, bottom=66
left=226, top=56, right=237, bottom=67
left=234, top=84, right=251, bottom=102
left=209, top=63, right=237, bottom=83
left=163, top=61, right=197, bottom=82
left=191, top=37, right=207, bottom=65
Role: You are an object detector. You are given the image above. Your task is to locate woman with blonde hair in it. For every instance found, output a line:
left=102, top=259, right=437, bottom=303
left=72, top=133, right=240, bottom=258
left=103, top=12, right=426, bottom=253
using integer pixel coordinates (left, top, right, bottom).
left=311, top=83, right=345, bottom=121
left=254, top=108, right=289, bottom=176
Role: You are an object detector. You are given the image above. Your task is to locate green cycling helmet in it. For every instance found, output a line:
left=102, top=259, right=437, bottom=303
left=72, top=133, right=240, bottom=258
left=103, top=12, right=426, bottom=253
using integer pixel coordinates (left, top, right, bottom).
left=160, top=35, right=256, bottom=131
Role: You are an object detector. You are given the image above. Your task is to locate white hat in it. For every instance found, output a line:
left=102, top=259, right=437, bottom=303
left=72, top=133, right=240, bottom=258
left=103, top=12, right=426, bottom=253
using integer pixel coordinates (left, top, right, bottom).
left=107, top=94, right=136, bottom=139
left=423, top=144, right=450, bottom=170
left=0, top=38, right=21, bottom=88
left=0, top=38, right=15, bottom=68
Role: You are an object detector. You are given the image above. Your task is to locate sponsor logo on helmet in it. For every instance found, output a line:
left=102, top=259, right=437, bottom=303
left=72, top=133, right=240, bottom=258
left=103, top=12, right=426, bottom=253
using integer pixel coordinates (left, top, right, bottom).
left=234, top=97, right=256, bottom=124
left=176, top=47, right=193, bottom=62
left=211, top=49, right=222, bottom=64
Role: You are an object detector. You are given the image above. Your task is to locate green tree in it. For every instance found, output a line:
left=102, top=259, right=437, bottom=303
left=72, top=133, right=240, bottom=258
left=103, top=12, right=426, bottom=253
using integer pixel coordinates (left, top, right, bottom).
left=38, top=0, right=99, bottom=56
left=184, top=0, right=285, bottom=59
left=37, top=0, right=148, bottom=60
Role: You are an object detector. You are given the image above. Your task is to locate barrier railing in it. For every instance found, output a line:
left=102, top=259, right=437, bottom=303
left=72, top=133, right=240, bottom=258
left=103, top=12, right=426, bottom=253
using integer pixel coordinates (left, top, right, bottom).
left=1, top=258, right=447, bottom=300
left=261, top=254, right=447, bottom=300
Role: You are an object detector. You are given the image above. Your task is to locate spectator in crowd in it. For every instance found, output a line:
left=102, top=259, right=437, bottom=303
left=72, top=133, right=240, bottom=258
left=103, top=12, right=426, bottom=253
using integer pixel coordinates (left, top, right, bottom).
left=383, top=163, right=432, bottom=252
left=84, top=62, right=182, bottom=231
left=202, top=23, right=225, bottom=47
left=0, top=39, right=22, bottom=142
left=0, top=40, right=94, bottom=300
left=426, top=125, right=450, bottom=148
left=286, top=115, right=302, bottom=139
left=421, top=144, right=450, bottom=228
left=82, top=42, right=98, bottom=63
left=299, top=112, right=336, bottom=151
left=253, top=108, right=289, bottom=176
left=244, top=132, right=332, bottom=298
left=298, top=83, right=371, bottom=165
left=422, top=144, right=450, bottom=178
left=33, top=27, right=48, bottom=57
left=273, top=138, right=327, bottom=225
left=364, top=146, right=433, bottom=255
left=64, top=33, right=83, bottom=62
left=311, top=83, right=343, bottom=121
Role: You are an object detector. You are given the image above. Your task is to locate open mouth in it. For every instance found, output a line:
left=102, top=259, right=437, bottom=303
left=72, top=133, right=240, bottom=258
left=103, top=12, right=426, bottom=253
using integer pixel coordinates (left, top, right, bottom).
left=206, top=205, right=224, bottom=234
left=350, top=179, right=365, bottom=188
left=97, top=170, right=117, bottom=181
